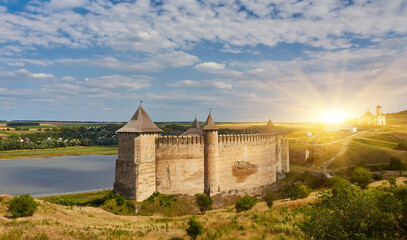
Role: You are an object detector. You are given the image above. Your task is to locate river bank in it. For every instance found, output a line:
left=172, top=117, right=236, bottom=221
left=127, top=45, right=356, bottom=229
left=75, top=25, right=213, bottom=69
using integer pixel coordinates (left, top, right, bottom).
left=0, top=145, right=117, bottom=160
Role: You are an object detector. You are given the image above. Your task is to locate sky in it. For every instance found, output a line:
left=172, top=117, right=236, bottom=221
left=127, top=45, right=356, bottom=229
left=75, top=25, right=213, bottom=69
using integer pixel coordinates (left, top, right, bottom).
left=0, top=0, right=407, bottom=122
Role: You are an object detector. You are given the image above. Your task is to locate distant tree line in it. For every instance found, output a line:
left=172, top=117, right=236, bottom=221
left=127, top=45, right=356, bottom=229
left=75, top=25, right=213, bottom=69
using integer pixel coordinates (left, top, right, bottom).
left=0, top=124, right=123, bottom=151
left=6, top=122, right=40, bottom=127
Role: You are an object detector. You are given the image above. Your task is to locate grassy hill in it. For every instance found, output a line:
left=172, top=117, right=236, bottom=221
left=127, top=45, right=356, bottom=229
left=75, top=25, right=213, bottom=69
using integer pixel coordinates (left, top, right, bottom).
left=0, top=192, right=311, bottom=240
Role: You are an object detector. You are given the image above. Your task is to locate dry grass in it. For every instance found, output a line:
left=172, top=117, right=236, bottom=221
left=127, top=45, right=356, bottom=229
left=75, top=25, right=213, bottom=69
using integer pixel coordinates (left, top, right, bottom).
left=0, top=192, right=316, bottom=240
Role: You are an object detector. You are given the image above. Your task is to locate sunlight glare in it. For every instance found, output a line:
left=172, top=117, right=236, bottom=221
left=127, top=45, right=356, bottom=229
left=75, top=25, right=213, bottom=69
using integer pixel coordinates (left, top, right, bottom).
left=322, top=111, right=347, bottom=124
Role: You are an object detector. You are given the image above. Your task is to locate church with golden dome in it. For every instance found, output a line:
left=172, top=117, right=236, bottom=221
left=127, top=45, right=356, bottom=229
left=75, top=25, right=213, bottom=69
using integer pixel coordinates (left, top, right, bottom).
left=358, top=105, right=386, bottom=126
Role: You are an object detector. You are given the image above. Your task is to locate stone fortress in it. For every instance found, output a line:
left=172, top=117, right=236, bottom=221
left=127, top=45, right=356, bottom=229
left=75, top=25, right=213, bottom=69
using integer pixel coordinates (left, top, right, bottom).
left=358, top=105, right=386, bottom=126
left=114, top=106, right=289, bottom=201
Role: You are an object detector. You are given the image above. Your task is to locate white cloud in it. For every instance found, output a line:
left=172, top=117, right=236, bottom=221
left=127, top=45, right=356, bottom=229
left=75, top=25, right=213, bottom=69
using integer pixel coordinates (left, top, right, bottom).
left=84, top=75, right=150, bottom=91
left=195, top=62, right=226, bottom=71
left=168, top=79, right=232, bottom=89
left=0, top=69, right=55, bottom=80
left=0, top=0, right=406, bottom=55
left=91, top=51, right=199, bottom=72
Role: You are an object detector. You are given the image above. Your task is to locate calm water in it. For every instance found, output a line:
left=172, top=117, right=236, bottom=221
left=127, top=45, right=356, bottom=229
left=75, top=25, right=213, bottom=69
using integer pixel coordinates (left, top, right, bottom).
left=0, top=155, right=117, bottom=196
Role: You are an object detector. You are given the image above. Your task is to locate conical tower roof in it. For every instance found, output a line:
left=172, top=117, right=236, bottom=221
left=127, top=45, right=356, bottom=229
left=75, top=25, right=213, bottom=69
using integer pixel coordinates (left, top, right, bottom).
left=181, top=116, right=203, bottom=136
left=264, top=118, right=274, bottom=132
left=116, top=106, right=163, bottom=133
left=203, top=113, right=218, bottom=130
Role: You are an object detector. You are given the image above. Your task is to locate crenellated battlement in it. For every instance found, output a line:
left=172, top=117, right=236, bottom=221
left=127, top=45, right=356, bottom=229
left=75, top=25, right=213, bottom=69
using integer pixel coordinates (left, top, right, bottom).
left=218, top=133, right=275, bottom=144
left=155, top=133, right=276, bottom=148
left=156, top=135, right=204, bottom=148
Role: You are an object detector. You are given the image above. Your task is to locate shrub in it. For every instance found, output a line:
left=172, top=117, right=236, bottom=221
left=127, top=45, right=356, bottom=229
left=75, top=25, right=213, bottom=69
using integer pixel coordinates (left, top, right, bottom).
left=350, top=167, right=373, bottom=189
left=55, top=198, right=79, bottom=206
left=186, top=217, right=203, bottom=240
left=115, top=193, right=126, bottom=206
left=159, top=195, right=176, bottom=207
left=388, top=157, right=406, bottom=171
left=195, top=194, right=212, bottom=214
left=235, top=196, right=258, bottom=212
left=263, top=189, right=277, bottom=208
left=325, top=176, right=350, bottom=188
left=9, top=194, right=38, bottom=218
left=284, top=181, right=312, bottom=200
left=397, top=142, right=407, bottom=151
left=106, top=191, right=126, bottom=206
left=147, top=192, right=160, bottom=203
left=299, top=181, right=406, bottom=239
left=303, top=173, right=325, bottom=189
left=388, top=177, right=397, bottom=187
left=373, top=173, right=383, bottom=181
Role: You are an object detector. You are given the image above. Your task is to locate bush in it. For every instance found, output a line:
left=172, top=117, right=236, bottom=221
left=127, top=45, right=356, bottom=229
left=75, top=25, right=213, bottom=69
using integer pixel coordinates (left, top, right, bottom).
left=195, top=194, right=212, bottom=214
left=350, top=167, right=373, bottom=189
left=147, top=192, right=160, bottom=203
left=186, top=217, right=203, bottom=240
left=325, top=176, right=350, bottom=188
left=284, top=181, right=312, bottom=200
left=303, top=173, right=325, bottom=189
left=159, top=195, right=176, bottom=207
left=397, top=142, right=407, bottom=151
left=107, top=191, right=126, bottom=206
left=299, top=181, right=406, bottom=239
left=373, top=173, right=383, bottom=181
left=388, top=177, right=397, bottom=187
left=115, top=194, right=126, bottom=206
left=235, top=196, right=258, bottom=212
left=55, top=198, right=79, bottom=206
left=263, top=189, right=277, bottom=208
left=9, top=194, right=38, bottom=218
left=388, top=157, right=406, bottom=171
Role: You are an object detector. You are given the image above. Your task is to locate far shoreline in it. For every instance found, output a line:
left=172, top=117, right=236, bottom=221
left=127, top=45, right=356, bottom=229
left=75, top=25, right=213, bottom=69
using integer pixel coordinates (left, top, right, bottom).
left=0, top=145, right=118, bottom=160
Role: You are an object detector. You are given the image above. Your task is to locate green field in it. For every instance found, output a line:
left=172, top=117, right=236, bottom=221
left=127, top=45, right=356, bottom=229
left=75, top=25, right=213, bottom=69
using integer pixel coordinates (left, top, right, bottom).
left=353, top=137, right=398, bottom=149
left=0, top=145, right=117, bottom=160
left=39, top=190, right=112, bottom=206
left=329, top=140, right=407, bottom=169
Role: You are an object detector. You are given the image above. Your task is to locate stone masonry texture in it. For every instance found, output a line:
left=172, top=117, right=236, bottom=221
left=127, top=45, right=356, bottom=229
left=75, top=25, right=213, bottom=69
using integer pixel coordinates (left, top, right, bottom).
left=115, top=125, right=289, bottom=201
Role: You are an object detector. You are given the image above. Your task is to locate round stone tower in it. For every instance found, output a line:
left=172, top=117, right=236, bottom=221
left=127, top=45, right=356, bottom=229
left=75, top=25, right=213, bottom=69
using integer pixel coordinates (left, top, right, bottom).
left=203, top=112, right=219, bottom=196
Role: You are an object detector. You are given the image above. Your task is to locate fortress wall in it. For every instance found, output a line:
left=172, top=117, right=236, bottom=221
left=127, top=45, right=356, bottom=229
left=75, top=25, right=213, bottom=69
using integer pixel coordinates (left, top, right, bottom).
left=281, top=138, right=290, bottom=172
left=155, top=135, right=205, bottom=195
left=216, top=134, right=277, bottom=194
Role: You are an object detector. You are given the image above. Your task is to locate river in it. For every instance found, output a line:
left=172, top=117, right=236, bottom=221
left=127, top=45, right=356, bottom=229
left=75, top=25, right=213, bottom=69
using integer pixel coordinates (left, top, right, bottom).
left=0, top=155, right=117, bottom=196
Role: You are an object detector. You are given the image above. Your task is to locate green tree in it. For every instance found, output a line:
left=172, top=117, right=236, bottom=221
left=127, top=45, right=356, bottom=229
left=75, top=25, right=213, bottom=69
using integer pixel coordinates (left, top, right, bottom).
left=235, top=196, right=258, bottom=212
left=350, top=167, right=373, bottom=189
left=284, top=181, right=312, bottom=200
left=397, top=142, right=407, bottom=151
left=263, top=189, right=277, bottom=208
left=185, top=217, right=203, bottom=240
left=388, top=157, right=406, bottom=170
left=299, top=179, right=402, bottom=239
left=388, top=177, right=397, bottom=188
left=9, top=194, right=38, bottom=218
left=195, top=194, right=212, bottom=214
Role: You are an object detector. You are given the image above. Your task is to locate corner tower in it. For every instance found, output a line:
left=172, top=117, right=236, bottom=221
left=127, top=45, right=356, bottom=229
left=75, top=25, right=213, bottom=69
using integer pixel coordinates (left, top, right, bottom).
left=114, top=106, right=163, bottom=201
left=203, top=112, right=219, bottom=196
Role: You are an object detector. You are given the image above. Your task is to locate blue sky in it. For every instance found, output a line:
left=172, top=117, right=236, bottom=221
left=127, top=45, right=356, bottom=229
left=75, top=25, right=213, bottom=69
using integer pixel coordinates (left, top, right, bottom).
left=0, top=0, right=406, bottom=122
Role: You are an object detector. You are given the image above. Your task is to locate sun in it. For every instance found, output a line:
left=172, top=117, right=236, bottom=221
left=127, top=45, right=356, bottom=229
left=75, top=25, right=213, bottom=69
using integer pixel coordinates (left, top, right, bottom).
left=322, top=111, right=347, bottom=124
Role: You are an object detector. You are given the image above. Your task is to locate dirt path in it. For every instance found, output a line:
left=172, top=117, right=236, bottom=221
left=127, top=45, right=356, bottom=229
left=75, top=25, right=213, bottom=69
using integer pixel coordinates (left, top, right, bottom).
left=315, top=130, right=376, bottom=173
left=317, top=139, right=349, bottom=172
